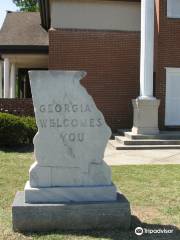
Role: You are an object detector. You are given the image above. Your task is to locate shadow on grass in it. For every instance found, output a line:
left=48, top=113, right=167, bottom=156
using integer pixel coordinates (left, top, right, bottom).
left=0, top=144, right=34, bottom=153
left=22, top=216, right=180, bottom=240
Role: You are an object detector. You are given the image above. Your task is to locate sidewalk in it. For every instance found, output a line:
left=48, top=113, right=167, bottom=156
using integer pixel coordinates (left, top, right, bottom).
left=104, top=142, right=180, bottom=165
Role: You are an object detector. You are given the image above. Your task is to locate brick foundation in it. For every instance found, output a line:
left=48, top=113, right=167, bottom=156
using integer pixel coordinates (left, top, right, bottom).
left=0, top=99, right=34, bottom=116
left=49, top=29, right=140, bottom=131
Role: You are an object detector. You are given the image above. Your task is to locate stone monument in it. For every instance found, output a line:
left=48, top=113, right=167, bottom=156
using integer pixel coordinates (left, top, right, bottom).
left=12, top=71, right=131, bottom=232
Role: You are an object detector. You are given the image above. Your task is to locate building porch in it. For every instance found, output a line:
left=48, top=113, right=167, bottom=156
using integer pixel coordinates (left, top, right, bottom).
left=0, top=53, right=48, bottom=99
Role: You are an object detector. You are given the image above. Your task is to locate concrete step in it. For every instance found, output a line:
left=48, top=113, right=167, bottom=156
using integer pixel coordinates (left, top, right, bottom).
left=124, top=131, right=180, bottom=140
left=115, top=136, right=180, bottom=145
left=109, top=140, right=180, bottom=150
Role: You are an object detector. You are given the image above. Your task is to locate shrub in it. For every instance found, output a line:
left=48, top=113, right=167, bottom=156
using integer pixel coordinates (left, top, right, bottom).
left=0, top=113, right=37, bottom=147
left=21, top=116, right=37, bottom=144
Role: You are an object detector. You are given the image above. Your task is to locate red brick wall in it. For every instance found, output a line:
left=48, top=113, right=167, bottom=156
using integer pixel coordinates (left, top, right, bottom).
left=0, top=99, right=34, bottom=116
left=49, top=29, right=140, bottom=131
left=155, top=0, right=180, bottom=128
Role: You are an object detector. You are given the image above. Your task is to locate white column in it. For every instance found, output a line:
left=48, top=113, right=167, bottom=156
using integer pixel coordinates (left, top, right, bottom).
left=4, top=58, right=10, bottom=98
left=131, top=0, right=160, bottom=135
left=10, top=63, right=16, bottom=98
left=0, top=61, right=3, bottom=98
left=139, top=0, right=155, bottom=99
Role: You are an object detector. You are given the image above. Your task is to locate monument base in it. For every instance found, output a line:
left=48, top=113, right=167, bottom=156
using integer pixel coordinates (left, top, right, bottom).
left=24, top=181, right=117, bottom=203
left=12, top=191, right=131, bottom=232
left=132, top=98, right=160, bottom=135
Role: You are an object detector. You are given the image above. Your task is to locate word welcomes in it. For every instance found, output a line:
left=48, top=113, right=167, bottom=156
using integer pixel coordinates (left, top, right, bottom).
left=38, top=118, right=102, bottom=128
left=37, top=103, right=104, bottom=142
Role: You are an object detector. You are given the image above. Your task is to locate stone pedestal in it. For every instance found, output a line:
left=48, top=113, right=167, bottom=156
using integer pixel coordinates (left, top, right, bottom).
left=24, top=181, right=117, bottom=203
left=132, top=98, right=160, bottom=135
left=12, top=192, right=131, bottom=232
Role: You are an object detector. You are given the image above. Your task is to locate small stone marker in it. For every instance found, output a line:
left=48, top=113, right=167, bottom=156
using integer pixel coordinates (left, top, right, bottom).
left=12, top=71, right=131, bottom=232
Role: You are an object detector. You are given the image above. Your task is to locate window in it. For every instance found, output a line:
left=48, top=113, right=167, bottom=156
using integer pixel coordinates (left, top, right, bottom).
left=165, top=68, right=180, bottom=126
left=167, top=0, right=180, bottom=18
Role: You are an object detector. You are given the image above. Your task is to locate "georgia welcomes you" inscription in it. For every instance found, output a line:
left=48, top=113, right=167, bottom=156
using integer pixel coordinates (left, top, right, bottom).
left=37, top=103, right=104, bottom=142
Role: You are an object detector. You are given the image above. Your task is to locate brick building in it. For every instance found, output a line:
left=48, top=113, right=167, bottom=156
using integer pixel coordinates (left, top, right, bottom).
left=0, top=0, right=180, bottom=132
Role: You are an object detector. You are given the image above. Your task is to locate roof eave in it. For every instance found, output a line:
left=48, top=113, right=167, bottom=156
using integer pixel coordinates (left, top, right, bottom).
left=0, top=45, right=49, bottom=54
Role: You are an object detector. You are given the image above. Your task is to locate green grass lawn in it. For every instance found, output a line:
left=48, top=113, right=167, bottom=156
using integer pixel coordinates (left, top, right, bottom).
left=0, top=148, right=180, bottom=240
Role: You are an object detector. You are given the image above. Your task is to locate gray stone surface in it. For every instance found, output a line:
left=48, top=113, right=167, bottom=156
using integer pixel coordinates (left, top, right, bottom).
left=12, top=191, right=131, bottom=232
left=24, top=71, right=116, bottom=203
left=24, top=181, right=117, bottom=203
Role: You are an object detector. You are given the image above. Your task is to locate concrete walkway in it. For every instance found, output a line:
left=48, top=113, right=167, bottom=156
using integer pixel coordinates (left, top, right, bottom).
left=104, top=142, right=180, bottom=165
